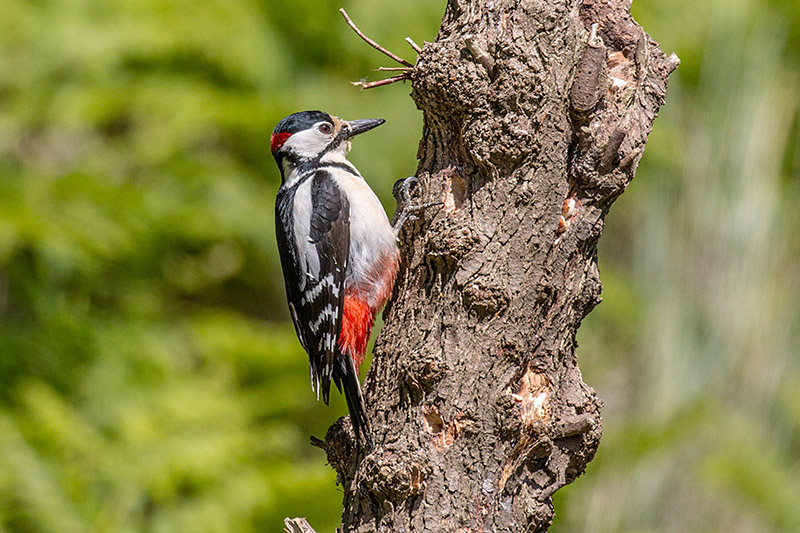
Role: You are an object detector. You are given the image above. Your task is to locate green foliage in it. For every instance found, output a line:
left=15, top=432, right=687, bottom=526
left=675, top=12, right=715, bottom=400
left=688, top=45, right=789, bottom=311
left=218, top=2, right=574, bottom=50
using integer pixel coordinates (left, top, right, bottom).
left=0, top=0, right=440, bottom=530
left=1, top=0, right=798, bottom=530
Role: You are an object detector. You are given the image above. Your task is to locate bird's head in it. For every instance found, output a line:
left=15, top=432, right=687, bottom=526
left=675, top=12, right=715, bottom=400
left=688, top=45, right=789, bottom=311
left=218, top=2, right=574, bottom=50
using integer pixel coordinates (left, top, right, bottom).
left=270, top=110, right=384, bottom=177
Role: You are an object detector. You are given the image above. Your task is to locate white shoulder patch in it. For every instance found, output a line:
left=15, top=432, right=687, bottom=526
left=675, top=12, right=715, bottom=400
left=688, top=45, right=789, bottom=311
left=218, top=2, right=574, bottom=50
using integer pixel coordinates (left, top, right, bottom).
left=292, top=178, right=319, bottom=285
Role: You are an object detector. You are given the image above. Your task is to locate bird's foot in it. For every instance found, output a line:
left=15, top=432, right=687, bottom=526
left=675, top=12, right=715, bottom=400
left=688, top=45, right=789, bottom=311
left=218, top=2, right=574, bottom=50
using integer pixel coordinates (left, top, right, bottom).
left=391, top=176, right=442, bottom=237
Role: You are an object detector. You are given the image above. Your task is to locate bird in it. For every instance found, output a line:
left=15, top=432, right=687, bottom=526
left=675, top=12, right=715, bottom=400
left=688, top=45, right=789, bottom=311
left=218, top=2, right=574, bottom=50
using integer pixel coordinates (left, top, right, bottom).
left=271, top=110, right=401, bottom=449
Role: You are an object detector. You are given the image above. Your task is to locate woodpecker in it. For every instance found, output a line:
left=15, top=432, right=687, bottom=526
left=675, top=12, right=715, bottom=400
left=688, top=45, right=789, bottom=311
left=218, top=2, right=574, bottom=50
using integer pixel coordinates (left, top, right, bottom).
left=271, top=110, right=400, bottom=448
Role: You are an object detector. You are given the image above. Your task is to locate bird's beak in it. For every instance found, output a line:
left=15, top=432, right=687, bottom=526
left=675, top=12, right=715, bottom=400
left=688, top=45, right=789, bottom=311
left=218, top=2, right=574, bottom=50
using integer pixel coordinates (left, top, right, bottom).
left=344, top=118, right=385, bottom=138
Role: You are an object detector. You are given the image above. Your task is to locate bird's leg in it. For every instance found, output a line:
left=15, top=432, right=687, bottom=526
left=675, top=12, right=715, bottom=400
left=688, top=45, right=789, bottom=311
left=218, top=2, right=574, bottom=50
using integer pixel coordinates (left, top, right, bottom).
left=391, top=176, right=441, bottom=238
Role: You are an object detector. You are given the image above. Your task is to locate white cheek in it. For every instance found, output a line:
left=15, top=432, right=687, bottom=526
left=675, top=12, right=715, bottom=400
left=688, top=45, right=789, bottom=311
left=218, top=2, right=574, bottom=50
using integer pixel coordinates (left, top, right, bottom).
left=284, top=129, right=330, bottom=158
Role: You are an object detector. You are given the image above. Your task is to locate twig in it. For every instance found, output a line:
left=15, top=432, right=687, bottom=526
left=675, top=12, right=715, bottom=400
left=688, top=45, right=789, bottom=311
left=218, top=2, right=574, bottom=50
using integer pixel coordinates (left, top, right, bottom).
left=339, top=8, right=413, bottom=67
left=351, top=75, right=408, bottom=90
left=339, top=8, right=419, bottom=90
left=405, top=37, right=422, bottom=53
left=284, top=518, right=317, bottom=533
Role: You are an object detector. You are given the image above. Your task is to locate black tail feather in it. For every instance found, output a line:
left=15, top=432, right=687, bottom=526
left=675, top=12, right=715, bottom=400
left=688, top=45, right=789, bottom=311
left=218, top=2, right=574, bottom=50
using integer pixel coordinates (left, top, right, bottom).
left=334, top=354, right=373, bottom=449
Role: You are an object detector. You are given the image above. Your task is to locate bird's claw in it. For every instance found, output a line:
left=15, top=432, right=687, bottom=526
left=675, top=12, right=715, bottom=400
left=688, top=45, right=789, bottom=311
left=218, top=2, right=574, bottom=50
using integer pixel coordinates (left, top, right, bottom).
left=393, top=175, right=420, bottom=206
left=392, top=176, right=442, bottom=236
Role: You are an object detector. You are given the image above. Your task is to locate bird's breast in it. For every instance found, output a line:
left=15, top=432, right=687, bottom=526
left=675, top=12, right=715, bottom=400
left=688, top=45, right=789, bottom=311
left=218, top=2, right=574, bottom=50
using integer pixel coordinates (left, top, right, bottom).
left=331, top=170, right=399, bottom=305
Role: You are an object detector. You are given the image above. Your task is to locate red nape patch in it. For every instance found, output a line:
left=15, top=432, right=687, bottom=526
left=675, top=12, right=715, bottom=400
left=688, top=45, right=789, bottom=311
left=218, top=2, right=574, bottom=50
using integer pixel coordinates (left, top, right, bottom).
left=270, top=132, right=292, bottom=152
left=339, top=293, right=375, bottom=371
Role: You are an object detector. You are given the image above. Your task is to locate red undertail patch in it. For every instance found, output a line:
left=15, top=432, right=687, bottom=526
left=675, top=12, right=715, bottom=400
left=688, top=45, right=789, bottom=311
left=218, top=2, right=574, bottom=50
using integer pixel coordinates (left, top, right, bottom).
left=339, top=292, right=375, bottom=372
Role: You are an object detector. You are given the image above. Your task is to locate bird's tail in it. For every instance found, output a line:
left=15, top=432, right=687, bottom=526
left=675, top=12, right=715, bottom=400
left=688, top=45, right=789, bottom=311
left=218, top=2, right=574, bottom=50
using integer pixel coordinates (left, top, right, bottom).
left=333, top=353, right=373, bottom=450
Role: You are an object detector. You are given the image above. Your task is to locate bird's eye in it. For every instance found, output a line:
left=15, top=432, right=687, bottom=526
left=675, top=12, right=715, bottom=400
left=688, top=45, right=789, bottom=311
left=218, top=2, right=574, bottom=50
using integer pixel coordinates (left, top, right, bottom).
left=319, top=123, right=332, bottom=134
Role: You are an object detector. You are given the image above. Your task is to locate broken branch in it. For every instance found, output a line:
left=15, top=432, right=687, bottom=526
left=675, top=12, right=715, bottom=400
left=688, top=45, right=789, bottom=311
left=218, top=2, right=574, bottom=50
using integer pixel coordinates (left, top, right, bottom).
left=405, top=37, right=422, bottom=53
left=284, top=518, right=317, bottom=533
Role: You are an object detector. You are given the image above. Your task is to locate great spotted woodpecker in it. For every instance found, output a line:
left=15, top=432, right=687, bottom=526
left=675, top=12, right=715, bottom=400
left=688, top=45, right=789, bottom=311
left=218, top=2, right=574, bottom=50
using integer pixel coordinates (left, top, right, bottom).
left=271, top=110, right=400, bottom=448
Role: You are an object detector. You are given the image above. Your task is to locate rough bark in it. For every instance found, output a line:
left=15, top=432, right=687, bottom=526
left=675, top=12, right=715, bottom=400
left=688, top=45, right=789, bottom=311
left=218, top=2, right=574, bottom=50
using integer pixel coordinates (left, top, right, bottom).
left=319, top=1, right=678, bottom=531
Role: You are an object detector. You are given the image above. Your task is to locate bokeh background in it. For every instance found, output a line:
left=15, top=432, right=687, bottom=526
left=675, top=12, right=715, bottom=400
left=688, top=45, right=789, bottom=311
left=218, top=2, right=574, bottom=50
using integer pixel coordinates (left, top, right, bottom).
left=0, top=0, right=797, bottom=531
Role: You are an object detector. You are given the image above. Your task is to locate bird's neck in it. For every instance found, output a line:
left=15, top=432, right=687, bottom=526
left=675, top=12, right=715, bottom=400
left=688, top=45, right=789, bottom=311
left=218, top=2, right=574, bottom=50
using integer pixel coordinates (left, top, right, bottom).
left=281, top=152, right=360, bottom=189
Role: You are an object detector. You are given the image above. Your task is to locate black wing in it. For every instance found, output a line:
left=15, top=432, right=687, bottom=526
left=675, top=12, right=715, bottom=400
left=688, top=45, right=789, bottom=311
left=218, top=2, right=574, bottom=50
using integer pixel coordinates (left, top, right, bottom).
left=275, top=170, right=350, bottom=405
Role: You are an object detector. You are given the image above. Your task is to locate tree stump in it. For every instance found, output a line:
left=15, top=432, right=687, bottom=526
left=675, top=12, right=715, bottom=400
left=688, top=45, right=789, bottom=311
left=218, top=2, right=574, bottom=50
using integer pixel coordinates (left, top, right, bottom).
left=317, top=1, right=678, bottom=531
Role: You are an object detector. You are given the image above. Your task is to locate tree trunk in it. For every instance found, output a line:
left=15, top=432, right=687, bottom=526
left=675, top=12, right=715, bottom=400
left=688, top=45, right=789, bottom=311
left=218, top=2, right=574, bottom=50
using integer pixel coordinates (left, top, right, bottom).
left=321, top=1, right=678, bottom=531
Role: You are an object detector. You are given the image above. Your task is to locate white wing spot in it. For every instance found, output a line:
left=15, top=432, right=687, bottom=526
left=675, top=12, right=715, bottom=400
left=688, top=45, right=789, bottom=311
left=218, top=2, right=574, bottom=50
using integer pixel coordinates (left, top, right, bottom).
left=309, top=304, right=338, bottom=333
left=301, top=273, right=339, bottom=305
left=325, top=333, right=337, bottom=352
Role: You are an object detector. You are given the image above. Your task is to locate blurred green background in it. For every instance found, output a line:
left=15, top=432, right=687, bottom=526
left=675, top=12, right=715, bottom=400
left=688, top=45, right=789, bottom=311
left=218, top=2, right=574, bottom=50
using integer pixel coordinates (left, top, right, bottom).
left=0, top=0, right=797, bottom=531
